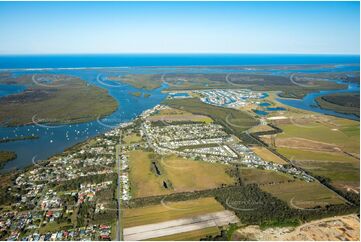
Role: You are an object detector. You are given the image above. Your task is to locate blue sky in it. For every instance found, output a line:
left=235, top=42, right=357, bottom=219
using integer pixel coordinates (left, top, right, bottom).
left=0, top=1, right=359, bottom=55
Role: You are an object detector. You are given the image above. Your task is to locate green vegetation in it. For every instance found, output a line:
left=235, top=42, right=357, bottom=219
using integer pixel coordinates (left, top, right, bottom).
left=150, top=227, right=221, bottom=241
left=126, top=184, right=358, bottom=227
left=261, top=180, right=345, bottom=208
left=294, top=160, right=360, bottom=191
left=276, top=121, right=360, bottom=154
left=128, top=151, right=234, bottom=197
left=122, top=133, right=142, bottom=144
left=277, top=147, right=358, bottom=163
left=129, top=91, right=142, bottom=97
left=0, top=151, right=16, bottom=168
left=0, top=74, right=118, bottom=126
left=163, top=73, right=346, bottom=99
left=161, top=155, right=235, bottom=192
left=123, top=197, right=224, bottom=228
left=164, top=98, right=258, bottom=136
left=240, top=167, right=294, bottom=185
left=110, top=74, right=162, bottom=90
left=316, top=93, right=360, bottom=117
left=0, top=136, right=39, bottom=143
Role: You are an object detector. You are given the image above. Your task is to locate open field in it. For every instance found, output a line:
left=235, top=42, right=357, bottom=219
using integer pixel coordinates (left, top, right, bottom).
left=261, top=180, right=345, bottom=208
left=128, top=150, right=171, bottom=198
left=233, top=214, right=360, bottom=241
left=293, top=160, right=360, bottom=192
left=250, top=146, right=287, bottom=164
left=122, top=133, right=142, bottom=144
left=149, top=227, right=220, bottom=241
left=122, top=197, right=225, bottom=228
left=0, top=74, right=118, bottom=126
left=123, top=210, right=239, bottom=241
left=275, top=120, right=360, bottom=154
left=240, top=167, right=294, bottom=185
left=276, top=147, right=358, bottom=163
left=161, top=155, right=234, bottom=192
left=128, top=151, right=234, bottom=197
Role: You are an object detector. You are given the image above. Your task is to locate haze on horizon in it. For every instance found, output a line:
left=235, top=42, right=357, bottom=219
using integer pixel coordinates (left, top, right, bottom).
left=0, top=1, right=359, bottom=55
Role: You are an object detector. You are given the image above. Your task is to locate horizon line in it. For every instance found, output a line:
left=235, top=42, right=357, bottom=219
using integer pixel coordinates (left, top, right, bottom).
left=0, top=52, right=360, bottom=56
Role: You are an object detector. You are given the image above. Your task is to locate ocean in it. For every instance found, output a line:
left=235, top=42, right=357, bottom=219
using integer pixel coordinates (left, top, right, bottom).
left=0, top=54, right=359, bottom=69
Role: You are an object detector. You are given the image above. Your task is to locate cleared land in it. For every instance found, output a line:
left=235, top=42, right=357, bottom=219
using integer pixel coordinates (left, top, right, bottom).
left=0, top=74, right=118, bottom=126
left=276, top=147, right=358, bottom=163
left=149, top=227, right=220, bottom=241
left=147, top=107, right=213, bottom=123
left=128, top=150, right=171, bottom=198
left=161, top=155, right=234, bottom=193
left=128, top=151, right=234, bottom=198
left=239, top=167, right=294, bottom=185
left=123, top=210, right=239, bottom=241
left=123, top=197, right=225, bottom=228
left=261, top=180, right=345, bottom=208
left=250, top=146, right=287, bottom=164
left=233, top=214, right=360, bottom=241
left=123, top=133, right=142, bottom=144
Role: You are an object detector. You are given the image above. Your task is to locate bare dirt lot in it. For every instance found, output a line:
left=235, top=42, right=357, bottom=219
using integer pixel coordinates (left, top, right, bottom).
left=233, top=214, right=360, bottom=241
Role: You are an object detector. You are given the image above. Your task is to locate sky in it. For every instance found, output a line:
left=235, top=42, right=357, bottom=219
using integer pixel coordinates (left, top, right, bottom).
left=0, top=1, right=359, bottom=55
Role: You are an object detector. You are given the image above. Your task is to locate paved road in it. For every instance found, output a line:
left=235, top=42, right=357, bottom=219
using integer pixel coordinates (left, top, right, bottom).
left=116, top=131, right=123, bottom=241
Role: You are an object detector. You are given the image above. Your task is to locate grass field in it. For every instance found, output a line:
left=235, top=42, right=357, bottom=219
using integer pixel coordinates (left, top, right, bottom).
left=123, top=133, right=142, bottom=144
left=276, top=121, right=359, bottom=154
left=294, top=160, right=360, bottom=191
left=239, top=167, right=294, bottom=185
left=250, top=146, right=287, bottom=164
left=122, top=197, right=225, bottom=228
left=161, top=155, right=234, bottom=192
left=128, top=151, right=234, bottom=197
left=128, top=150, right=171, bottom=198
left=277, top=147, right=359, bottom=163
left=0, top=74, right=118, bottom=126
left=149, top=227, right=221, bottom=241
left=261, top=180, right=345, bottom=208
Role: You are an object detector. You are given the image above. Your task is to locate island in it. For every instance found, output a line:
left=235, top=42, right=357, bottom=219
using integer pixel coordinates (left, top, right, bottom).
left=0, top=74, right=118, bottom=126
left=316, top=93, right=360, bottom=117
left=0, top=151, right=17, bottom=168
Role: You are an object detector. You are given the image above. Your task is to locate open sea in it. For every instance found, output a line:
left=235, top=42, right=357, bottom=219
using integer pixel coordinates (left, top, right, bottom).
left=0, top=54, right=359, bottom=172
